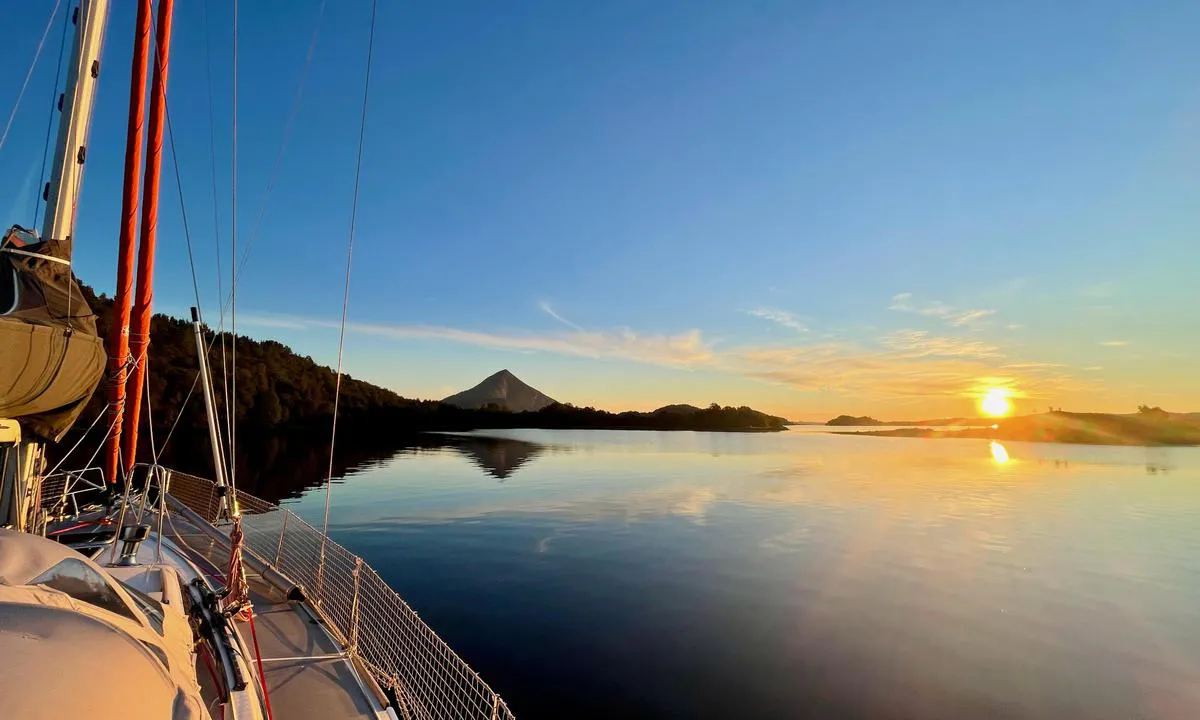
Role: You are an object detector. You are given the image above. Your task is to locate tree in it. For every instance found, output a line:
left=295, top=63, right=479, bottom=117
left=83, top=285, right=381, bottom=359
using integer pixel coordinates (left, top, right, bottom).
left=249, top=389, right=283, bottom=428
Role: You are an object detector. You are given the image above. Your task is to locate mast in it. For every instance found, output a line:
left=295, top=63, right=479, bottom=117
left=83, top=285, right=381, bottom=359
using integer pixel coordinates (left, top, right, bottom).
left=121, top=0, right=175, bottom=472
left=41, top=0, right=110, bottom=242
left=102, top=0, right=153, bottom=486
left=5, top=0, right=109, bottom=532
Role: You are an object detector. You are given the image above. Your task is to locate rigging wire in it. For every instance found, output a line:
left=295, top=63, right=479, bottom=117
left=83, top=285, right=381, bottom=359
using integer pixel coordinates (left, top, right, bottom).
left=230, top=0, right=238, bottom=493
left=133, top=0, right=203, bottom=484
left=144, top=356, right=158, bottom=466
left=198, top=0, right=327, bottom=350
left=207, top=0, right=328, bottom=461
left=132, top=104, right=222, bottom=470
left=0, top=0, right=63, bottom=156
left=41, top=400, right=110, bottom=479
left=200, top=0, right=235, bottom=461
left=130, top=0, right=228, bottom=480
left=322, top=0, right=378, bottom=538
left=241, top=0, right=326, bottom=280
left=33, top=0, right=73, bottom=227
left=153, top=326, right=231, bottom=460
left=159, top=0, right=327, bottom=472
left=152, top=48, right=241, bottom=472
left=141, top=355, right=172, bottom=564
left=200, top=0, right=224, bottom=319
left=144, top=0, right=205, bottom=321
left=156, top=371, right=201, bottom=458
left=164, top=94, right=203, bottom=317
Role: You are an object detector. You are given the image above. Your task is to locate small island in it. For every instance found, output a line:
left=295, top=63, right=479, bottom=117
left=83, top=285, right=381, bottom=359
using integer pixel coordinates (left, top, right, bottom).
left=826, top=415, right=884, bottom=426
left=824, top=415, right=997, bottom=428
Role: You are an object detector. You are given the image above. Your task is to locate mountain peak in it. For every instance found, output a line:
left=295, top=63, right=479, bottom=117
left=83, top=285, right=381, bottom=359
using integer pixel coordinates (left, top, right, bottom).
left=442, top=370, right=557, bottom=413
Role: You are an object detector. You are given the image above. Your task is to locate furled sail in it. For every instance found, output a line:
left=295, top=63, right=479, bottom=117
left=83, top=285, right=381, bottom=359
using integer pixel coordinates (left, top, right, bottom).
left=0, top=225, right=106, bottom=441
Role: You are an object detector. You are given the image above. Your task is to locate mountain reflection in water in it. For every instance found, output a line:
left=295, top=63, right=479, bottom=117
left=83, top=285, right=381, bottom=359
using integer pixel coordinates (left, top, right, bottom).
left=206, top=431, right=553, bottom=503
left=440, top=434, right=545, bottom=480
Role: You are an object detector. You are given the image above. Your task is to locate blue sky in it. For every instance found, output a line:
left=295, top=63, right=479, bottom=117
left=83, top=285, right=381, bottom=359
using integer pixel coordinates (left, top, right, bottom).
left=3, top=0, right=1198, bottom=418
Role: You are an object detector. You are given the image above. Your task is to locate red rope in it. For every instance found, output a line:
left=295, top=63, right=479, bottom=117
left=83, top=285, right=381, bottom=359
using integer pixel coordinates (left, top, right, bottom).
left=247, top=611, right=274, bottom=720
left=198, top=643, right=226, bottom=720
left=228, top=513, right=271, bottom=718
left=48, top=518, right=111, bottom=535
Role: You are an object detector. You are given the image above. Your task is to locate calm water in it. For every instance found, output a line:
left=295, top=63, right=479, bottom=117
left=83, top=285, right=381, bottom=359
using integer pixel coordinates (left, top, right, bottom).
left=277, top=429, right=1200, bottom=719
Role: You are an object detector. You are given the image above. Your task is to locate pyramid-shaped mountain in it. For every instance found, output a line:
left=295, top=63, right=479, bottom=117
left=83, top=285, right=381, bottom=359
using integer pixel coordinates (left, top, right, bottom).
left=441, top=370, right=557, bottom=413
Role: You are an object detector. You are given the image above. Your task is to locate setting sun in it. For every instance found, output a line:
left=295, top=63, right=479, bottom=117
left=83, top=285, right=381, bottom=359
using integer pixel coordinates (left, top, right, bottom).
left=980, top=388, right=1013, bottom=417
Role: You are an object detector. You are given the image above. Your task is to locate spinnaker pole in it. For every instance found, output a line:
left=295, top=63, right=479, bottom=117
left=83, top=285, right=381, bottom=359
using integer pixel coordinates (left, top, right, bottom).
left=102, top=0, right=152, bottom=485
left=190, top=307, right=229, bottom=518
left=122, top=0, right=175, bottom=472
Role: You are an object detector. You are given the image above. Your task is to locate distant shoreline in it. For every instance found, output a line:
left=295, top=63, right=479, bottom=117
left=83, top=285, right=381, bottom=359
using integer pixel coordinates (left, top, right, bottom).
left=836, top=411, right=1200, bottom=447
left=454, top=424, right=787, bottom=434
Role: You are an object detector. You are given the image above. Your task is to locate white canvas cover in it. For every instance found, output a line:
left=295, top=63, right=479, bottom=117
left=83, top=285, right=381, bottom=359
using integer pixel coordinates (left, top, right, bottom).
left=0, top=529, right=206, bottom=719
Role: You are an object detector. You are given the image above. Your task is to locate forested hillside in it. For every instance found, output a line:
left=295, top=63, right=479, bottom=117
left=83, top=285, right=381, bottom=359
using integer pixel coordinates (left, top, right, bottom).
left=72, top=286, right=417, bottom=445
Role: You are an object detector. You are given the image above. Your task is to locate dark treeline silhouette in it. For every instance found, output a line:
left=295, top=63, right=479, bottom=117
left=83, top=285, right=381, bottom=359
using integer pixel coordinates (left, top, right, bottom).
left=53, top=288, right=785, bottom=479
left=1137, top=404, right=1169, bottom=417
left=826, top=415, right=882, bottom=426
left=465, top=402, right=787, bottom=432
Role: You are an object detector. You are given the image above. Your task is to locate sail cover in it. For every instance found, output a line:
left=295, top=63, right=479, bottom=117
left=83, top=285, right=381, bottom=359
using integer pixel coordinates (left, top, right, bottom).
left=0, top=226, right=105, bottom=441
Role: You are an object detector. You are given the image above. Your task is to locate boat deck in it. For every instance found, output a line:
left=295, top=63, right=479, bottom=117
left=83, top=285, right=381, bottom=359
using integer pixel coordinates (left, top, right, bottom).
left=163, top=513, right=390, bottom=720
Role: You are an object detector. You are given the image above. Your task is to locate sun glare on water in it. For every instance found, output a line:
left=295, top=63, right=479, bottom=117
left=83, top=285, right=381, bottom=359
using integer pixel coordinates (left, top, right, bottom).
left=980, top=388, right=1013, bottom=417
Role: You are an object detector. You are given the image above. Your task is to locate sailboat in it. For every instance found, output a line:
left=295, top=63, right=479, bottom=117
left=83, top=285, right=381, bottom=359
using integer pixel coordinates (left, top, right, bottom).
left=0, top=2, right=514, bottom=718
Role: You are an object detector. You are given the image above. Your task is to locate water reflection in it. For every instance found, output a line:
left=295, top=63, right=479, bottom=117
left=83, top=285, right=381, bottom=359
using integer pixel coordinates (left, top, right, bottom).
left=1145, top=447, right=1174, bottom=475
left=443, top=435, right=545, bottom=480
left=165, top=432, right=557, bottom=503
left=157, top=431, right=404, bottom=503
left=281, top=429, right=1200, bottom=720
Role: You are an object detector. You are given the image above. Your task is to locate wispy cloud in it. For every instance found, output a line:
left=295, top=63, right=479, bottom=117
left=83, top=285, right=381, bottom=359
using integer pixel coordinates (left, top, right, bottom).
left=537, top=300, right=584, bottom=331
left=745, top=307, right=808, bottom=333
left=732, top=336, right=1089, bottom=400
left=889, top=293, right=952, bottom=317
left=889, top=292, right=995, bottom=328
left=946, top=309, right=995, bottom=327
left=238, top=313, right=314, bottom=330
left=243, top=313, right=714, bottom=368
left=1001, top=361, right=1066, bottom=370
left=366, top=324, right=714, bottom=367
left=880, top=330, right=1001, bottom=358
left=1099, top=340, right=1130, bottom=347
left=243, top=311, right=1092, bottom=406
